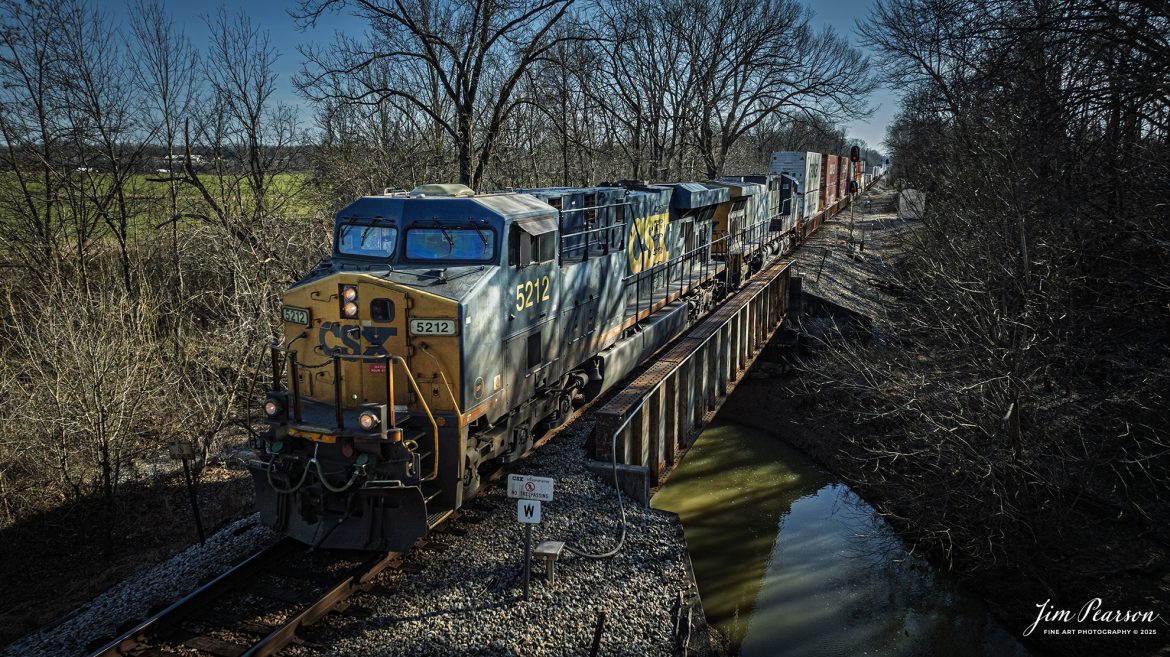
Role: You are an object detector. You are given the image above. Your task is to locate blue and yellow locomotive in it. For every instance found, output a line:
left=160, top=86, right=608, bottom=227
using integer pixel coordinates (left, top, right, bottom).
left=250, top=176, right=800, bottom=550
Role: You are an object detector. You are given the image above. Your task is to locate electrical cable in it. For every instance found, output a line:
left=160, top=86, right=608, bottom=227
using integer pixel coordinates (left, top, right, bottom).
left=266, top=459, right=309, bottom=494
left=563, top=424, right=627, bottom=559
left=312, top=445, right=360, bottom=493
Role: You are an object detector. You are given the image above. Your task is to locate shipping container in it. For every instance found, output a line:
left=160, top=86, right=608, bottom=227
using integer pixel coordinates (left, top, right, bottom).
left=850, top=160, right=863, bottom=192
left=820, top=154, right=840, bottom=210
left=837, top=157, right=849, bottom=198
left=769, top=151, right=822, bottom=219
left=775, top=174, right=799, bottom=233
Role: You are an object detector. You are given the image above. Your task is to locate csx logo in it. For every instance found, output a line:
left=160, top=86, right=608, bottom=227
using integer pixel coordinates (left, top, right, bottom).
left=318, top=324, right=397, bottom=356
left=627, top=212, right=670, bottom=274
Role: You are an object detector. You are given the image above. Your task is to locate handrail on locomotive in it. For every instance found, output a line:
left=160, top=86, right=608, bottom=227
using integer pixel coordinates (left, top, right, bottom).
left=268, top=344, right=441, bottom=481
left=624, top=213, right=784, bottom=323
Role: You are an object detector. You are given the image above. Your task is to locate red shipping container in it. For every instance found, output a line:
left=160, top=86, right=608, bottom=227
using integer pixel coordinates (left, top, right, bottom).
left=820, top=154, right=839, bottom=209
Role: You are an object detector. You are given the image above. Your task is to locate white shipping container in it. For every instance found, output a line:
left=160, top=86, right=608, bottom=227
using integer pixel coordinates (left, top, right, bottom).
left=770, top=151, right=822, bottom=220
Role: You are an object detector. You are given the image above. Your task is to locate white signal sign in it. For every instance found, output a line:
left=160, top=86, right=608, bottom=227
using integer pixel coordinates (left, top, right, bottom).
left=507, top=474, right=554, bottom=502
left=517, top=499, right=542, bottom=524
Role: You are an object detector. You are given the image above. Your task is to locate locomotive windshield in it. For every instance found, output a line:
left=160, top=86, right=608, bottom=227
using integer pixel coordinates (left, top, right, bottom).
left=405, top=227, right=496, bottom=262
left=337, top=223, right=398, bottom=259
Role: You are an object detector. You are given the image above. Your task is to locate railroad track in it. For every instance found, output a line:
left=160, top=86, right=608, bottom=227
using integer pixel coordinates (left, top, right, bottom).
left=84, top=406, right=598, bottom=657
left=86, top=533, right=415, bottom=657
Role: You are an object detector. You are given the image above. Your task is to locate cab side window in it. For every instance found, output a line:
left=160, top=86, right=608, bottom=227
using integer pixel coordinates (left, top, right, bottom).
left=509, top=225, right=557, bottom=267
left=537, top=233, right=556, bottom=262
left=509, top=230, right=533, bottom=266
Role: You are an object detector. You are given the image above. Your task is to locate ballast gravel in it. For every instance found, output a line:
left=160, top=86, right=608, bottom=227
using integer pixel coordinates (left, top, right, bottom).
left=4, top=515, right=278, bottom=657
left=308, top=416, right=704, bottom=657
left=6, top=416, right=706, bottom=657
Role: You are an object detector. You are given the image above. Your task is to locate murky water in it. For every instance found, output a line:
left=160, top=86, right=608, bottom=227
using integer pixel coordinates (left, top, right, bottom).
left=651, top=423, right=1032, bottom=657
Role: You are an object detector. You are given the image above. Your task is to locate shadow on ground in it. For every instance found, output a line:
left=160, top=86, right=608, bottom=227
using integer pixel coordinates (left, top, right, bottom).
left=0, top=464, right=254, bottom=648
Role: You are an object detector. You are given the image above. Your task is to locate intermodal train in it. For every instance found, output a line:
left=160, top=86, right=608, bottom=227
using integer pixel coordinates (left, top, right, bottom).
left=248, top=152, right=872, bottom=550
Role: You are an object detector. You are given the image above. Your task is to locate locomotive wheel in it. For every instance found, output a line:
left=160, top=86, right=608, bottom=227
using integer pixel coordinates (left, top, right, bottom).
left=557, top=394, right=573, bottom=423
left=543, top=394, right=573, bottom=431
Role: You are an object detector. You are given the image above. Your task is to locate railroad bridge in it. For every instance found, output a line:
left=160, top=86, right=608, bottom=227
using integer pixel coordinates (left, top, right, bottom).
left=582, top=190, right=865, bottom=504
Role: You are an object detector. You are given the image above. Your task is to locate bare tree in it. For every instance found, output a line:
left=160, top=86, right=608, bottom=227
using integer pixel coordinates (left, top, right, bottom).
left=684, top=0, right=876, bottom=178
left=586, top=0, right=689, bottom=180
left=789, top=0, right=1170, bottom=600
left=295, top=0, right=578, bottom=188
left=129, top=0, right=199, bottom=295
left=57, top=0, right=154, bottom=294
left=5, top=279, right=173, bottom=530
left=166, top=8, right=305, bottom=254
left=0, top=0, right=75, bottom=281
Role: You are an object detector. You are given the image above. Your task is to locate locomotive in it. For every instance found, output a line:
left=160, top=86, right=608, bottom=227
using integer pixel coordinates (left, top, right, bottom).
left=248, top=170, right=812, bottom=551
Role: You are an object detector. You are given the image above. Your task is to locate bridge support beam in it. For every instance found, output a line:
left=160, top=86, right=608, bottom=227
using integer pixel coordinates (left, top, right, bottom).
left=590, top=258, right=795, bottom=505
left=664, top=371, right=679, bottom=466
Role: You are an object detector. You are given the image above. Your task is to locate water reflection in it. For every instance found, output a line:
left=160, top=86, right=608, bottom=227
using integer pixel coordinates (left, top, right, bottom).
left=651, top=423, right=1031, bottom=657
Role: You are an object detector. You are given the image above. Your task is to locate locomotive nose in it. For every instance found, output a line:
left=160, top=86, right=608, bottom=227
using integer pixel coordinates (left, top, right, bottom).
left=256, top=272, right=466, bottom=549
left=277, top=275, right=462, bottom=418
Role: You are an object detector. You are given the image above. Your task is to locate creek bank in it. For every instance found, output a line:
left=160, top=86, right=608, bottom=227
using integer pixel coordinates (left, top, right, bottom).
left=652, top=422, right=1033, bottom=657
left=718, top=180, right=1168, bottom=657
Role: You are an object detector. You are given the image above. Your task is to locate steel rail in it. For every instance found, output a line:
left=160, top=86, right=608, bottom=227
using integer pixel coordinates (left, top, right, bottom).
left=87, top=538, right=303, bottom=657
left=241, top=550, right=402, bottom=657
left=86, top=538, right=404, bottom=657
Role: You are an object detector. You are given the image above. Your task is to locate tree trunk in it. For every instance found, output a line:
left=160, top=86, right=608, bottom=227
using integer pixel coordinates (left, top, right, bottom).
left=458, top=110, right=474, bottom=186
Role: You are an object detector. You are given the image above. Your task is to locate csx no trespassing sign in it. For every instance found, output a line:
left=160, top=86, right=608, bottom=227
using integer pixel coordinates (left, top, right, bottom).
left=507, top=474, right=554, bottom=502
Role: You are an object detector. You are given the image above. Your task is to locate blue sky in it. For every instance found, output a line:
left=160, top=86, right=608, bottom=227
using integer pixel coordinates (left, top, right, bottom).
left=111, top=0, right=896, bottom=151
left=807, top=0, right=898, bottom=149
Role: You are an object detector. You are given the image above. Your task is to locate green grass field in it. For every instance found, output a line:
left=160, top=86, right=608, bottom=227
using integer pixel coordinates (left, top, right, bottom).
left=0, top=171, right=320, bottom=247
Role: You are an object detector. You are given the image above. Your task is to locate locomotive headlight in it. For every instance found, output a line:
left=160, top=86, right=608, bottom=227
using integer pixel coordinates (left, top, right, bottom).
left=358, top=411, right=380, bottom=431
left=340, top=285, right=359, bottom=317
left=263, top=397, right=284, bottom=417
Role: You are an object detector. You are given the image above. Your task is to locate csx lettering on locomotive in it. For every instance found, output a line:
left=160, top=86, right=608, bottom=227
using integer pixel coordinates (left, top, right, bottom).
left=627, top=211, right=670, bottom=274
left=317, top=323, right=397, bottom=356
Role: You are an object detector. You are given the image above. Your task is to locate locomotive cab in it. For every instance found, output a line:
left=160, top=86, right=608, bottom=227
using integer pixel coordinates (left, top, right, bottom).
left=250, top=184, right=539, bottom=551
